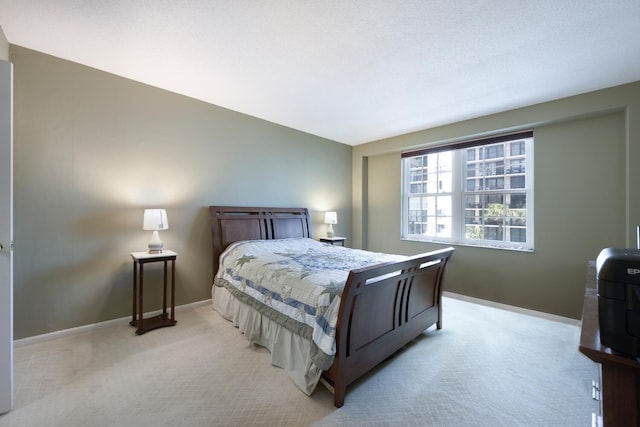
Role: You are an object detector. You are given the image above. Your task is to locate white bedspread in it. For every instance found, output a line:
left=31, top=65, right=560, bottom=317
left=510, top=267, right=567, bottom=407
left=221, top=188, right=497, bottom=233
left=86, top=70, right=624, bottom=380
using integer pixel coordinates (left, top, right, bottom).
left=214, top=238, right=405, bottom=369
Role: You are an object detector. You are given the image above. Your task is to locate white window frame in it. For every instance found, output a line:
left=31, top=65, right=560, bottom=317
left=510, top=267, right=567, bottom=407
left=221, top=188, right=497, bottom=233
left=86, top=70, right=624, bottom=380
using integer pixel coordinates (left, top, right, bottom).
left=401, top=132, right=534, bottom=251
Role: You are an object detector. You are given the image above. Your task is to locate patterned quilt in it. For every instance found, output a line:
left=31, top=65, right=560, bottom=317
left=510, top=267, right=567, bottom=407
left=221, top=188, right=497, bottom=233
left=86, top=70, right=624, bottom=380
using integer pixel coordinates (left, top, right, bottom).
left=214, top=238, right=406, bottom=370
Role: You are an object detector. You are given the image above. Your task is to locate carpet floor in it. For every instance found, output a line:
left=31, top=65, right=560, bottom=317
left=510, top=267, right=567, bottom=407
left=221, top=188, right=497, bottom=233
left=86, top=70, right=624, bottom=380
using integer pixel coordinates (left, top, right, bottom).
left=0, top=296, right=598, bottom=426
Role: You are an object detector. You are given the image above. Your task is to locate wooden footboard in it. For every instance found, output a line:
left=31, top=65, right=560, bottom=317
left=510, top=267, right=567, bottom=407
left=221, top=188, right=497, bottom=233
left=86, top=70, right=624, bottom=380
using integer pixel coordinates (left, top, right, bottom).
left=322, top=247, right=454, bottom=407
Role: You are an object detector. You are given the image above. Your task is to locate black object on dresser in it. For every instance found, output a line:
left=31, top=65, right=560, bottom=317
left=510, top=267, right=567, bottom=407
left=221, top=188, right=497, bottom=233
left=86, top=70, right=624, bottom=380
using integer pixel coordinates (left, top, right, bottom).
left=596, top=247, right=640, bottom=357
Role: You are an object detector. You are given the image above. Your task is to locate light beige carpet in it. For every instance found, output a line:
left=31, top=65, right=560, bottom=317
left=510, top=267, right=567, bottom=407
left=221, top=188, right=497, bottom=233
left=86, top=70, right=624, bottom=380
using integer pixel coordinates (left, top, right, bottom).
left=0, top=296, right=598, bottom=426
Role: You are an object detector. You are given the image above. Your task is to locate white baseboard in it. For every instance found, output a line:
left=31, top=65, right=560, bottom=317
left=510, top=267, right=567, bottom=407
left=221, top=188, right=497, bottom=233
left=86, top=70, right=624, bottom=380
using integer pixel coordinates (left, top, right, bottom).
left=443, top=291, right=580, bottom=326
left=14, top=299, right=213, bottom=348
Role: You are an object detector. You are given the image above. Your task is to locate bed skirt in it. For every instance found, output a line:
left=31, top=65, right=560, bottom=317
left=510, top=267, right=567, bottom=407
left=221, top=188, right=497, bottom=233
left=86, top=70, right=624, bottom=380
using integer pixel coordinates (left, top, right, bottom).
left=211, top=284, right=323, bottom=395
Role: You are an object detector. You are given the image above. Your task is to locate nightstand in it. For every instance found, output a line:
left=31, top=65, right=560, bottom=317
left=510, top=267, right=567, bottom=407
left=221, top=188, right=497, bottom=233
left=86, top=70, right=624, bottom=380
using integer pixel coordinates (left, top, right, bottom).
left=320, top=237, right=346, bottom=246
left=130, top=250, right=178, bottom=335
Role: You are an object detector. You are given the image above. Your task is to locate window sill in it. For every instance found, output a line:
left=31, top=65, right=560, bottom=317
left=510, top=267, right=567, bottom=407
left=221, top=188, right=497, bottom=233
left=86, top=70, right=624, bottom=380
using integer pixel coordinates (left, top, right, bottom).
left=401, top=237, right=534, bottom=253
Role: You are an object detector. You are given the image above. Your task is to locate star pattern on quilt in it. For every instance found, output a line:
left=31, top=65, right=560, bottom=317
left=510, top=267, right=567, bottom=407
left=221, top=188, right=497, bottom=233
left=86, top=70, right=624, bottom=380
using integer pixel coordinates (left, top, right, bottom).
left=281, top=286, right=292, bottom=301
left=263, top=292, right=273, bottom=306
left=266, top=249, right=370, bottom=279
left=295, top=305, right=307, bottom=320
left=235, top=255, right=256, bottom=268
left=322, top=279, right=342, bottom=298
left=269, top=266, right=291, bottom=281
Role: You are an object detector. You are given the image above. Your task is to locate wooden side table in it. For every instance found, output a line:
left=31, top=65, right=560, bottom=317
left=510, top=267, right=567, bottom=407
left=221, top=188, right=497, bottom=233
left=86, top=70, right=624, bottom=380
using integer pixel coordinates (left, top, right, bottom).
left=130, top=250, right=178, bottom=335
left=320, top=237, right=346, bottom=246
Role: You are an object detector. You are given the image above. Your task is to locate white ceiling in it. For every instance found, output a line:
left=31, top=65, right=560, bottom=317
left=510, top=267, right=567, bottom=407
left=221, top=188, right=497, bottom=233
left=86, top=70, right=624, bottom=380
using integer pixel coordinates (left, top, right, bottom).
left=1, top=1, right=639, bottom=145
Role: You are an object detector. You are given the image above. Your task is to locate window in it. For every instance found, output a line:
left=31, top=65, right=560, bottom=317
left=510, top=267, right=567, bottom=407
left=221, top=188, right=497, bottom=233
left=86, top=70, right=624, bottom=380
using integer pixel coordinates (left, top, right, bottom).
left=401, top=131, right=534, bottom=251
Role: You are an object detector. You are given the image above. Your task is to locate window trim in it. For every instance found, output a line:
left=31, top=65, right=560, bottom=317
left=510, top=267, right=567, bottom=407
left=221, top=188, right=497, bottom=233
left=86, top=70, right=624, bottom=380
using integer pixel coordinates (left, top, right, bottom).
left=401, top=131, right=534, bottom=251
left=401, top=130, right=533, bottom=158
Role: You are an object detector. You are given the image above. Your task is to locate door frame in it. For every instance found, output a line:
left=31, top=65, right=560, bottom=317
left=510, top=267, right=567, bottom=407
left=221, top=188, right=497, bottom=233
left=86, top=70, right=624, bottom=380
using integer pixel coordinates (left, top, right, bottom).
left=0, top=58, right=14, bottom=414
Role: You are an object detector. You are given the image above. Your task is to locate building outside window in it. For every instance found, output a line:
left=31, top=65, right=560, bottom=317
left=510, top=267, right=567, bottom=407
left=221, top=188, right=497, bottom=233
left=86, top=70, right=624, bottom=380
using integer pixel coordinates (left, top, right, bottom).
left=401, top=131, right=534, bottom=251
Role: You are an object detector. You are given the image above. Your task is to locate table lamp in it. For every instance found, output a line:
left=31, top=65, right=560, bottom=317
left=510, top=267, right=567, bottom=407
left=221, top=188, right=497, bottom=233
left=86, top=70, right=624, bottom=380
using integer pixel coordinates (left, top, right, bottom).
left=143, top=209, right=168, bottom=253
left=324, top=211, right=337, bottom=238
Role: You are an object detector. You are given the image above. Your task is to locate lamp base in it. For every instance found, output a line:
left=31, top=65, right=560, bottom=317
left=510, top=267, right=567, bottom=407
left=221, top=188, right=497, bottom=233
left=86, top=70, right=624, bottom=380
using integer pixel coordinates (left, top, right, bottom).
left=148, top=231, right=164, bottom=253
left=327, top=224, right=334, bottom=238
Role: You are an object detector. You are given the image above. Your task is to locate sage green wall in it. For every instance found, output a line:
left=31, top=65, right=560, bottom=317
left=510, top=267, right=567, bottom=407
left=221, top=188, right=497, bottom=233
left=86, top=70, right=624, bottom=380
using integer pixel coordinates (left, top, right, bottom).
left=354, top=82, right=640, bottom=319
left=11, top=46, right=352, bottom=339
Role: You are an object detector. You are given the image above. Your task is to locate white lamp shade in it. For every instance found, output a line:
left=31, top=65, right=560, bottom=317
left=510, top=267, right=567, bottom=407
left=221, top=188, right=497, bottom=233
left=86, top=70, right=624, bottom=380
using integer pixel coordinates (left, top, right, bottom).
left=143, top=209, right=168, bottom=231
left=324, top=211, right=337, bottom=225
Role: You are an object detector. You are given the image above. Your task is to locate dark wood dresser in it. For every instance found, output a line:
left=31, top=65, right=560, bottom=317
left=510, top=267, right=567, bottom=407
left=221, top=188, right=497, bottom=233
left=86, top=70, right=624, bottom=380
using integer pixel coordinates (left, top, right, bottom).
left=579, top=261, right=640, bottom=426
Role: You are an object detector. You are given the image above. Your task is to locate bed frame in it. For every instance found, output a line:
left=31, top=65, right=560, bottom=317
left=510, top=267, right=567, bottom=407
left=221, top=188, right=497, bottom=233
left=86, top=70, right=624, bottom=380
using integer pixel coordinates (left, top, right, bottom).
left=209, top=206, right=454, bottom=407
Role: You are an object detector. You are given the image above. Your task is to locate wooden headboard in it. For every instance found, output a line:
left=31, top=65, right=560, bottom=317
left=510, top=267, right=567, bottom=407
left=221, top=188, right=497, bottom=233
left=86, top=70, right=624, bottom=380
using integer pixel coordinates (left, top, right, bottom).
left=209, top=206, right=312, bottom=275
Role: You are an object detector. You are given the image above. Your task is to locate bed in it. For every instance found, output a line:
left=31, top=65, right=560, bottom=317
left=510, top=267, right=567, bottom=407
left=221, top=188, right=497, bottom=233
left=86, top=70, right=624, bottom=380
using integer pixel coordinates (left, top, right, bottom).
left=209, top=206, right=454, bottom=407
